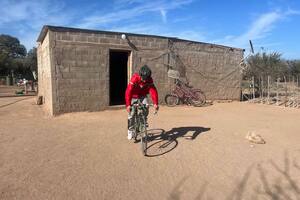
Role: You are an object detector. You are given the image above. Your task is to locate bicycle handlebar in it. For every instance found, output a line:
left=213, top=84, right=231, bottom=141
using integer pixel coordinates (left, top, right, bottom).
left=131, top=101, right=158, bottom=115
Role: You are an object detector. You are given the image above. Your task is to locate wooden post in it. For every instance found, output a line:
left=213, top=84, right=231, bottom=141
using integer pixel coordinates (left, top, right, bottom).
left=267, top=75, right=270, bottom=104
left=296, top=75, right=300, bottom=108
left=252, top=76, right=255, bottom=101
left=293, top=76, right=295, bottom=86
left=259, top=76, right=262, bottom=103
left=284, top=76, right=287, bottom=107
left=24, top=83, right=28, bottom=94
left=261, top=76, right=264, bottom=103
left=276, top=78, right=279, bottom=106
left=293, top=76, right=296, bottom=107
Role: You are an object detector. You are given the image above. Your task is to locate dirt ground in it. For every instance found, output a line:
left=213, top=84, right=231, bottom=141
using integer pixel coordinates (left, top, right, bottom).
left=0, top=85, right=35, bottom=97
left=0, top=97, right=300, bottom=200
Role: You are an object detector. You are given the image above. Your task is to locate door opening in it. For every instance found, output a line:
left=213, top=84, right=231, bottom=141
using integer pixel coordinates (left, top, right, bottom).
left=109, top=51, right=130, bottom=105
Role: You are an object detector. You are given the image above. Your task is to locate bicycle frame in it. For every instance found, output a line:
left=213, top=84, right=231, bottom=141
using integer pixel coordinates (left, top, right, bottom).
left=165, top=79, right=206, bottom=107
left=131, top=99, right=148, bottom=155
left=132, top=106, right=145, bottom=134
left=172, top=79, right=199, bottom=101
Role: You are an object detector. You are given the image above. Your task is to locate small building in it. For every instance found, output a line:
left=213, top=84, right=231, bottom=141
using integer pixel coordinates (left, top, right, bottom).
left=37, top=25, right=244, bottom=115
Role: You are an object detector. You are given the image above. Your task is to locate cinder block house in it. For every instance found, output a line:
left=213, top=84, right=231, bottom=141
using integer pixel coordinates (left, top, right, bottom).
left=37, top=25, right=244, bottom=116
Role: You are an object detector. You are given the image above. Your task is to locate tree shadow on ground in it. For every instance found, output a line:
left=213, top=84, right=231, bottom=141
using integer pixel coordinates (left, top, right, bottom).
left=226, top=151, right=300, bottom=200
left=167, top=176, right=209, bottom=200
left=225, top=165, right=254, bottom=200
left=167, top=177, right=189, bottom=200
left=145, top=126, right=210, bottom=157
left=255, top=151, right=300, bottom=200
left=164, top=151, right=300, bottom=200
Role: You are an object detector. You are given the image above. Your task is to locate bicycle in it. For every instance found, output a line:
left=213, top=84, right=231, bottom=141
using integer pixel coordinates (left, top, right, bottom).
left=131, top=99, right=157, bottom=156
left=165, top=79, right=206, bottom=107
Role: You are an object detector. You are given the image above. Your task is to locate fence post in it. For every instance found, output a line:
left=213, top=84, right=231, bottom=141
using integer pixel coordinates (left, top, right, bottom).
left=284, top=76, right=288, bottom=107
left=276, top=78, right=279, bottom=106
left=293, top=76, right=296, bottom=107
left=293, top=76, right=295, bottom=86
left=24, top=83, right=27, bottom=94
left=252, top=76, right=255, bottom=101
left=296, top=75, right=300, bottom=108
left=261, top=76, right=264, bottom=103
left=6, top=76, right=10, bottom=85
left=267, top=75, right=270, bottom=104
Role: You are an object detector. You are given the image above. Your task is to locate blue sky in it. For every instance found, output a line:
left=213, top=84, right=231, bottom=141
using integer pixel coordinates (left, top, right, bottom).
left=0, top=0, right=300, bottom=59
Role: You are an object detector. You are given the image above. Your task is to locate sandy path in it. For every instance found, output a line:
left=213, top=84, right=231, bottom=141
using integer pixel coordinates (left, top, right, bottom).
left=0, top=97, right=300, bottom=200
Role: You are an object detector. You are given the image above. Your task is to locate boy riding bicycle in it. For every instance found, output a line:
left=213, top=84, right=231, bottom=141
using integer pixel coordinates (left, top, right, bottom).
left=125, top=65, right=159, bottom=140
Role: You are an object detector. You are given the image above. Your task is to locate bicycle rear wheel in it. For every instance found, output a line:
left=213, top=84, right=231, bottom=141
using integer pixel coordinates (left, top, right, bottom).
left=189, top=90, right=206, bottom=107
left=165, top=94, right=179, bottom=107
left=139, top=116, right=147, bottom=156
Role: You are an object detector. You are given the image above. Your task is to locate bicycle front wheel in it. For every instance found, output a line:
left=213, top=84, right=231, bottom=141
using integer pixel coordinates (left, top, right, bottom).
left=189, top=90, right=206, bottom=107
left=133, top=114, right=139, bottom=141
left=139, top=116, right=147, bottom=156
left=165, top=94, right=179, bottom=107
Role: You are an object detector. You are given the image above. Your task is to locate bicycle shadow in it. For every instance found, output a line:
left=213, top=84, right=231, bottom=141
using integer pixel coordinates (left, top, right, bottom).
left=145, top=126, right=211, bottom=157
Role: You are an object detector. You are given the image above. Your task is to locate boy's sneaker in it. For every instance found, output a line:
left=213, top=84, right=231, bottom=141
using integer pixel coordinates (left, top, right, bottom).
left=145, top=122, right=149, bottom=128
left=127, top=130, right=133, bottom=140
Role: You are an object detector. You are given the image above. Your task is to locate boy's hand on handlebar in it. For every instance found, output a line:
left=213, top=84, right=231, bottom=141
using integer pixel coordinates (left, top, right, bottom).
left=126, top=106, right=131, bottom=113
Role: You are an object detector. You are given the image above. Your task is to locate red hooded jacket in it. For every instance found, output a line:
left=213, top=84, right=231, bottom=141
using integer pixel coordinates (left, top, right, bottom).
left=125, top=73, right=158, bottom=107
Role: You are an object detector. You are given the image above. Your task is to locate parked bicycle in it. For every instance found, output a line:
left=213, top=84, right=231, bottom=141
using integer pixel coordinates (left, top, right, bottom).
left=165, top=79, right=206, bottom=107
left=131, top=99, right=157, bottom=156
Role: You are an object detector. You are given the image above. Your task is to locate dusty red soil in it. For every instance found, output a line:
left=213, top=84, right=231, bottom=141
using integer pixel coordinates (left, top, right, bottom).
left=0, top=97, right=300, bottom=200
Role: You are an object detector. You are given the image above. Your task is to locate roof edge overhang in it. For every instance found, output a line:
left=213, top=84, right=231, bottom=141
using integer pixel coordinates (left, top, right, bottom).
left=37, top=25, right=244, bottom=51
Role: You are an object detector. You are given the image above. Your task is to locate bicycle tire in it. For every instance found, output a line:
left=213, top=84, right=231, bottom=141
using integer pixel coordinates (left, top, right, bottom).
left=139, top=115, right=147, bottom=156
left=189, top=90, right=206, bottom=107
left=165, top=94, right=179, bottom=107
left=133, top=113, right=139, bottom=141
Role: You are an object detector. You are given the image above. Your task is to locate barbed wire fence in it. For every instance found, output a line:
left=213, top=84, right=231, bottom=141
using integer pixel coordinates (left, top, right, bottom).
left=241, top=75, right=300, bottom=109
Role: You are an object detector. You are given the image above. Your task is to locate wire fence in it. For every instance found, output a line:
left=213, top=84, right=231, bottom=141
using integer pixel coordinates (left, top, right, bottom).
left=0, top=76, right=7, bottom=85
left=242, top=75, right=300, bottom=108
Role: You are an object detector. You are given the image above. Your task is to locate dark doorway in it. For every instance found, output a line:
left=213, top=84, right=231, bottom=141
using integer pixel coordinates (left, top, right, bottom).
left=109, top=51, right=129, bottom=105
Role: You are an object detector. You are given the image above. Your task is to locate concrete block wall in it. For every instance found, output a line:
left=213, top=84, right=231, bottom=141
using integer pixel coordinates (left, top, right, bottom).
left=132, top=38, right=170, bottom=105
left=172, top=41, right=243, bottom=100
left=49, top=30, right=170, bottom=114
left=37, top=26, right=243, bottom=115
left=51, top=40, right=109, bottom=114
left=37, top=32, right=54, bottom=115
